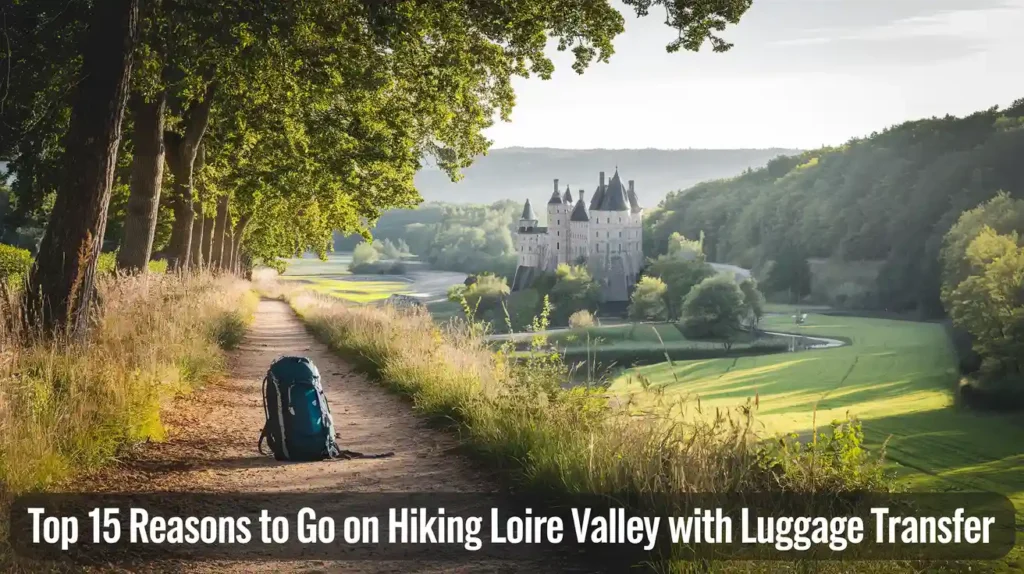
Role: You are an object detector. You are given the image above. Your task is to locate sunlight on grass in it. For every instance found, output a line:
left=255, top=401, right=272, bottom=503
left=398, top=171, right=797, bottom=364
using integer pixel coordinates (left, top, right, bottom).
left=278, top=276, right=411, bottom=303
left=613, top=311, right=1024, bottom=516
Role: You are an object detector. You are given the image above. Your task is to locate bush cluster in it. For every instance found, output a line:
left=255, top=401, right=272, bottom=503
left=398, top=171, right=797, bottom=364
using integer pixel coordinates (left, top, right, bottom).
left=0, top=244, right=32, bottom=285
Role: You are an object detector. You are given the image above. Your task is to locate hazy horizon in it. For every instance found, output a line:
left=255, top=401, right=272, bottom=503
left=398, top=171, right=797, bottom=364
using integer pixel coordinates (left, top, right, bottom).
left=484, top=0, right=1024, bottom=150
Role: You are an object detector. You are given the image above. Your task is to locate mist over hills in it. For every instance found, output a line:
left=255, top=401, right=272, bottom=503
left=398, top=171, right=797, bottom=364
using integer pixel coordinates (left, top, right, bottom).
left=414, top=147, right=801, bottom=207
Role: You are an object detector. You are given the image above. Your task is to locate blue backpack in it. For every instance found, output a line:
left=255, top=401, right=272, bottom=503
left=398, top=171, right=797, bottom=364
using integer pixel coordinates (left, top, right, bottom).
left=258, top=356, right=393, bottom=461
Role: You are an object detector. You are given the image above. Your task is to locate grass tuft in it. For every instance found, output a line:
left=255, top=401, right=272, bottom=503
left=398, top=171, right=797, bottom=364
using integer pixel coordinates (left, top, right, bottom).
left=0, top=273, right=255, bottom=495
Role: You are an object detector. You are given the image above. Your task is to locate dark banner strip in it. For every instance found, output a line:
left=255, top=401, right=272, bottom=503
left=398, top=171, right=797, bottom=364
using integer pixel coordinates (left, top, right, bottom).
left=10, top=492, right=1015, bottom=565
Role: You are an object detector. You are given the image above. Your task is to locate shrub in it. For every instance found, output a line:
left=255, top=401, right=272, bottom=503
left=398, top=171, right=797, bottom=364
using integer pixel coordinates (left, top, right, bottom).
left=503, top=288, right=541, bottom=332
left=628, top=276, right=668, bottom=321
left=459, top=273, right=509, bottom=318
left=147, top=259, right=168, bottom=274
left=567, top=309, right=595, bottom=330
left=679, top=275, right=746, bottom=348
left=0, top=243, right=33, bottom=285
left=755, top=418, right=893, bottom=492
left=350, top=242, right=380, bottom=269
left=96, top=251, right=117, bottom=275
left=549, top=264, right=600, bottom=325
left=349, top=260, right=406, bottom=275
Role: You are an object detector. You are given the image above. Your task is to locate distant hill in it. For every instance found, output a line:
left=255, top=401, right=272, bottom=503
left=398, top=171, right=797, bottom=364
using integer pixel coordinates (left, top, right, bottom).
left=415, top=148, right=800, bottom=207
left=645, top=99, right=1024, bottom=316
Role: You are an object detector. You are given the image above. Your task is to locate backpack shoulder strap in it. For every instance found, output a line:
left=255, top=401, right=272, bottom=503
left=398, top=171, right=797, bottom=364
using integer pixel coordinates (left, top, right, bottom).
left=330, top=449, right=396, bottom=460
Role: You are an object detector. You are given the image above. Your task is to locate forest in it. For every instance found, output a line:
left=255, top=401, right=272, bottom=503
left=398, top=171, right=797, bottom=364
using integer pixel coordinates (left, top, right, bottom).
left=334, top=201, right=521, bottom=278
left=644, top=102, right=1024, bottom=317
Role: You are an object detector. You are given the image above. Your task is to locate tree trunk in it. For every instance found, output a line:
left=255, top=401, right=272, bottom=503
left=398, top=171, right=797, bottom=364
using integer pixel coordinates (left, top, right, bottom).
left=189, top=205, right=204, bottom=269
left=189, top=144, right=208, bottom=269
left=162, top=84, right=215, bottom=271
left=228, top=215, right=250, bottom=275
left=26, top=0, right=139, bottom=336
left=165, top=141, right=194, bottom=272
left=223, top=225, right=234, bottom=272
left=117, top=91, right=166, bottom=272
left=210, top=195, right=229, bottom=270
left=202, top=208, right=215, bottom=267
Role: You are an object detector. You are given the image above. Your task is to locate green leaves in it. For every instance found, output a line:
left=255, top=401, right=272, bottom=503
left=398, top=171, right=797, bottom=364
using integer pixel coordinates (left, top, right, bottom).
left=942, top=222, right=1024, bottom=376
left=5, top=0, right=755, bottom=272
left=622, top=0, right=753, bottom=53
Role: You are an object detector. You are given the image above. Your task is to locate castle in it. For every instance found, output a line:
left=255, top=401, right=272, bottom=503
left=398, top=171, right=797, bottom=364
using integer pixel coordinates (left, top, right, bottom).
left=512, top=169, right=643, bottom=302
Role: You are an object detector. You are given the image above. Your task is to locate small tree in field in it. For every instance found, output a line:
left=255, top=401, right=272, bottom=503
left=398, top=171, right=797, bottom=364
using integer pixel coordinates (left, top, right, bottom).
left=628, top=276, right=668, bottom=321
left=739, top=277, right=766, bottom=329
left=680, top=276, right=746, bottom=350
left=351, top=242, right=379, bottom=267
left=644, top=255, right=716, bottom=320
left=549, top=264, right=601, bottom=325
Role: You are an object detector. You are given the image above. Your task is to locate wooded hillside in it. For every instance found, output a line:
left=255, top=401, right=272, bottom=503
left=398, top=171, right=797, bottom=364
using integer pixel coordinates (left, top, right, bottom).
left=644, top=100, right=1024, bottom=316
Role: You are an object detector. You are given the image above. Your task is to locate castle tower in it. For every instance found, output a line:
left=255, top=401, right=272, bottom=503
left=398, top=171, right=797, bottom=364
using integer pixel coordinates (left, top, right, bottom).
left=546, top=178, right=568, bottom=269
left=569, top=189, right=590, bottom=264
left=589, top=168, right=631, bottom=302
left=515, top=198, right=543, bottom=269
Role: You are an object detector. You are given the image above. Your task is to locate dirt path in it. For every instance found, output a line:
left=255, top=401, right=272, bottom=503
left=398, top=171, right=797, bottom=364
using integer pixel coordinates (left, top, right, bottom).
left=76, top=300, right=582, bottom=573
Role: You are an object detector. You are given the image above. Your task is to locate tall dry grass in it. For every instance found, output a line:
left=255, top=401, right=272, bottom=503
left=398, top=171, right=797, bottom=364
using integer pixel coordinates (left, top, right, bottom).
left=0, top=272, right=256, bottom=495
left=282, top=286, right=892, bottom=500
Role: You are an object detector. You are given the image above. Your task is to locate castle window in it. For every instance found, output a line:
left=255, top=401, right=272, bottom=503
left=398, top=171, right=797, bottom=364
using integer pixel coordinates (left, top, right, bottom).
left=619, top=231, right=622, bottom=237
left=557, top=219, right=560, bottom=225
left=596, top=244, right=600, bottom=252
left=595, top=232, right=599, bottom=238
left=557, top=242, right=560, bottom=249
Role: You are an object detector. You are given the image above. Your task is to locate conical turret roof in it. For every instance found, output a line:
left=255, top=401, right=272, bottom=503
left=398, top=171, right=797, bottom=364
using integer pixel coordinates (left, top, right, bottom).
left=590, top=181, right=605, bottom=211
left=570, top=198, right=589, bottom=222
left=520, top=199, right=537, bottom=221
left=562, top=185, right=573, bottom=204
left=598, top=169, right=629, bottom=211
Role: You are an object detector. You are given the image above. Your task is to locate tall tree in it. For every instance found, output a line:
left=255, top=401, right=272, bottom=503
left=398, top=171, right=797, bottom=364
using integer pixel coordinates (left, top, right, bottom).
left=164, top=83, right=214, bottom=271
left=210, top=194, right=230, bottom=269
left=26, top=0, right=139, bottom=336
left=116, top=92, right=167, bottom=271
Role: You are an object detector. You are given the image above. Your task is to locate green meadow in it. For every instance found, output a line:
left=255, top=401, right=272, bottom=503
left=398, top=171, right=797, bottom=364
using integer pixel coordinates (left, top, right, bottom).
left=280, top=274, right=412, bottom=303
left=278, top=255, right=412, bottom=303
left=610, top=312, right=1024, bottom=513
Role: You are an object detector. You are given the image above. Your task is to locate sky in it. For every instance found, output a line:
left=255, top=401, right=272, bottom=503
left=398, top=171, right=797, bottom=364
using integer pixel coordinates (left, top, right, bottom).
left=483, top=0, right=1024, bottom=150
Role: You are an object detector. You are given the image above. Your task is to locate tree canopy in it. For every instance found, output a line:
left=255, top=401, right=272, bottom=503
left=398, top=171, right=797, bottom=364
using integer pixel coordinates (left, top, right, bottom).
left=940, top=194, right=1024, bottom=380
left=1, top=0, right=756, bottom=333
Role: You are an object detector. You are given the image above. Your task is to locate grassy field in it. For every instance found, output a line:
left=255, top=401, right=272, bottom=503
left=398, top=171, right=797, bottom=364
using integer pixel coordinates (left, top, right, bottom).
left=278, top=255, right=413, bottom=304
left=282, top=274, right=412, bottom=303
left=610, top=312, right=1024, bottom=513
